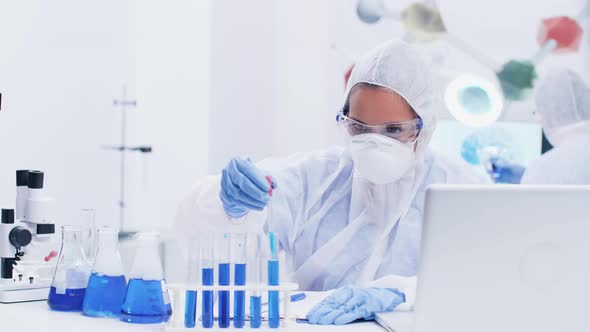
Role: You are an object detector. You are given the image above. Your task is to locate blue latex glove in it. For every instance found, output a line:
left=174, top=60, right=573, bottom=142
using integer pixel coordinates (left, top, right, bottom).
left=220, top=157, right=275, bottom=218
left=489, top=158, right=525, bottom=184
left=306, top=287, right=406, bottom=325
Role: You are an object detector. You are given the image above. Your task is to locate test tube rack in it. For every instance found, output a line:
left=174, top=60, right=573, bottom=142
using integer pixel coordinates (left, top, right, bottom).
left=166, top=282, right=299, bottom=330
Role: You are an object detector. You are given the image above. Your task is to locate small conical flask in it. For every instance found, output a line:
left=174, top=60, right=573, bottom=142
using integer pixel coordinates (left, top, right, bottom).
left=82, top=226, right=127, bottom=318
left=47, top=225, right=92, bottom=311
left=120, top=232, right=172, bottom=324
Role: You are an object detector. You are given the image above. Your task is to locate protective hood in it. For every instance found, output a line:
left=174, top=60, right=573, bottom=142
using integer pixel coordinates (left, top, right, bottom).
left=343, top=40, right=438, bottom=158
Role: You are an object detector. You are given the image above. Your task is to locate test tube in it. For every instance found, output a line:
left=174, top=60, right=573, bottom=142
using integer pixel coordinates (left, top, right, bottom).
left=201, top=236, right=214, bottom=328
left=268, top=232, right=280, bottom=328
left=218, top=233, right=231, bottom=328
left=185, top=290, right=197, bottom=328
left=248, top=233, right=263, bottom=328
left=184, top=237, right=199, bottom=328
left=265, top=176, right=280, bottom=328
left=232, top=233, right=247, bottom=328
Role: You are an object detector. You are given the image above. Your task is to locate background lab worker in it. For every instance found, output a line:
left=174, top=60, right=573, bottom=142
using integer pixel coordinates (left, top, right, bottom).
left=175, top=40, right=488, bottom=325
left=521, top=69, right=590, bottom=184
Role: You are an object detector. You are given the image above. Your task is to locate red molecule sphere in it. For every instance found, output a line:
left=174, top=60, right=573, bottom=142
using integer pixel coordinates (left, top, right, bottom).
left=538, top=16, right=583, bottom=53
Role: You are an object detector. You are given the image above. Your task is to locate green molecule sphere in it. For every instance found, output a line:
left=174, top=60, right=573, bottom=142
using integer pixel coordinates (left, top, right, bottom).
left=496, top=60, right=538, bottom=101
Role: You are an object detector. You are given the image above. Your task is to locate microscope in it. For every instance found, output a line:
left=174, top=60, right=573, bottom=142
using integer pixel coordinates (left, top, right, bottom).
left=0, top=170, right=58, bottom=303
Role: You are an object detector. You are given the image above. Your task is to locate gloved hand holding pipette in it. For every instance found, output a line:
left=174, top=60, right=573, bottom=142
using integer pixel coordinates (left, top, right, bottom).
left=485, top=157, right=525, bottom=184
left=220, top=157, right=276, bottom=218
left=306, top=287, right=406, bottom=325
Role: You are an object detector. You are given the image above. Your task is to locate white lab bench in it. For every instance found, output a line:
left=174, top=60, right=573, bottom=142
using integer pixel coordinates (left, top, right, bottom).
left=1, top=300, right=387, bottom=332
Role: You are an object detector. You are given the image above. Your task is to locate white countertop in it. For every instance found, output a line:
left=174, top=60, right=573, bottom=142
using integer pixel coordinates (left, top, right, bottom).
left=1, top=300, right=386, bottom=332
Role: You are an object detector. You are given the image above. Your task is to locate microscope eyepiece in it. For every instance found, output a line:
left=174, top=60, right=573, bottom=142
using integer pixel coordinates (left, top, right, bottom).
left=16, top=170, right=29, bottom=187
left=1, top=209, right=14, bottom=224
left=27, top=171, right=44, bottom=189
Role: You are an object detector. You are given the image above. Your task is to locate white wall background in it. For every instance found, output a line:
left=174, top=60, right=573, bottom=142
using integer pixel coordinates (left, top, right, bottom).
left=127, top=0, right=210, bottom=233
left=0, top=0, right=209, bottom=233
left=0, top=0, right=133, bottom=227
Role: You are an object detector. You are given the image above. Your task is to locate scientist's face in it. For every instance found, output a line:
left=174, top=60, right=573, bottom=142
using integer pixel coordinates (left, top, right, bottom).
left=348, top=86, right=418, bottom=125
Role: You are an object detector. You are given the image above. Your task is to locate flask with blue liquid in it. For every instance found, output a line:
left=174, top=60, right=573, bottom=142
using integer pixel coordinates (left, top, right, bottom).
left=82, top=226, right=127, bottom=318
left=47, top=225, right=92, bottom=311
left=120, top=232, right=172, bottom=324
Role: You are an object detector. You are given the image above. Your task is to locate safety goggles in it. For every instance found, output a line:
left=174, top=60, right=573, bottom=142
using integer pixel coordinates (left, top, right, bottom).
left=337, top=111, right=423, bottom=143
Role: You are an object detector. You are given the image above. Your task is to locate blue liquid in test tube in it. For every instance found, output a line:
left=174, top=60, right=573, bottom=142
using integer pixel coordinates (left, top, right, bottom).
left=218, top=233, right=231, bottom=328
left=250, top=295, right=262, bottom=328
left=184, top=237, right=201, bottom=328
left=264, top=178, right=280, bottom=329
left=201, top=235, right=215, bottom=328
left=248, top=233, right=263, bottom=329
left=234, top=264, right=246, bottom=327
left=219, top=263, right=230, bottom=327
left=184, top=290, right=197, bottom=328
left=202, top=268, right=214, bottom=327
left=268, top=232, right=280, bottom=328
left=232, top=232, right=247, bottom=328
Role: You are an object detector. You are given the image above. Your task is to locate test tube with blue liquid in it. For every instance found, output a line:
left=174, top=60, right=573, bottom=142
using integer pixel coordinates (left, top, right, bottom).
left=218, top=233, right=231, bottom=328
left=232, top=233, right=247, bottom=328
left=201, top=236, right=214, bottom=328
left=184, top=237, right=200, bottom=328
left=268, top=232, right=280, bottom=328
left=265, top=176, right=280, bottom=329
left=248, top=233, right=263, bottom=328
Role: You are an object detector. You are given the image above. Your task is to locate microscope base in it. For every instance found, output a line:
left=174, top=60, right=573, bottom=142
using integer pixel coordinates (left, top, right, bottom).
left=0, top=283, right=49, bottom=303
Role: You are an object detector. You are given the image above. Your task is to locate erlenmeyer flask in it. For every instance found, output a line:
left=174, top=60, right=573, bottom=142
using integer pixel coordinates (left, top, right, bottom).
left=82, top=226, right=127, bottom=318
left=47, top=225, right=92, bottom=311
left=120, top=232, right=172, bottom=324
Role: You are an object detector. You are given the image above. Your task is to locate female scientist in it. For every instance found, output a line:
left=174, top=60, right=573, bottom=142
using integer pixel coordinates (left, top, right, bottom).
left=175, top=40, right=487, bottom=325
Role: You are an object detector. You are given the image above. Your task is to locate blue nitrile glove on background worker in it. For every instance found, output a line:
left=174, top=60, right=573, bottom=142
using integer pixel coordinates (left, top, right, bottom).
left=487, top=157, right=525, bottom=184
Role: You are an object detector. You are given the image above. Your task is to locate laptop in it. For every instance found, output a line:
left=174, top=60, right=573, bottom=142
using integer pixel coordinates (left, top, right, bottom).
left=376, top=184, right=590, bottom=332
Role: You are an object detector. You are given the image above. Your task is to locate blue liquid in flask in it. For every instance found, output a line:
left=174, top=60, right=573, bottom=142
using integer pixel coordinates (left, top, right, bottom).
left=233, top=263, right=246, bottom=328
left=249, top=296, right=262, bottom=328
left=218, top=263, right=230, bottom=328
left=184, top=290, right=197, bottom=328
left=202, top=267, right=214, bottom=328
left=82, top=273, right=127, bottom=317
left=268, top=260, right=280, bottom=328
left=120, top=278, right=172, bottom=324
left=47, top=286, right=86, bottom=311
